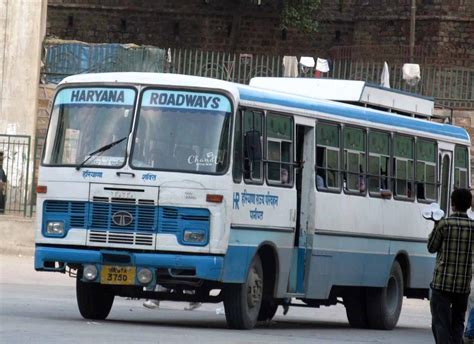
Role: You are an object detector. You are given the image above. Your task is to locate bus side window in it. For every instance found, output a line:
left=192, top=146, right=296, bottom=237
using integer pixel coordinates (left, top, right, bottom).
left=343, top=126, right=366, bottom=194
left=243, top=110, right=263, bottom=183
left=416, top=139, right=437, bottom=202
left=232, top=110, right=243, bottom=182
left=368, top=131, right=390, bottom=195
left=266, top=113, right=293, bottom=186
left=393, top=135, right=414, bottom=200
left=316, top=123, right=340, bottom=191
left=454, top=146, right=469, bottom=189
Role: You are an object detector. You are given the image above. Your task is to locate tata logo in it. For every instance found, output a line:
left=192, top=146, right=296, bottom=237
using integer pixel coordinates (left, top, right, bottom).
left=112, top=211, right=133, bottom=226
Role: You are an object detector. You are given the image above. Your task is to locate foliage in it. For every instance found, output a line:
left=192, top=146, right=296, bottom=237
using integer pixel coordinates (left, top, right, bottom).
left=281, top=0, right=321, bottom=34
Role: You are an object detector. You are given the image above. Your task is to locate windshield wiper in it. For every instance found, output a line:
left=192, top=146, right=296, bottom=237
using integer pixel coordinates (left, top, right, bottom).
left=75, top=136, right=128, bottom=171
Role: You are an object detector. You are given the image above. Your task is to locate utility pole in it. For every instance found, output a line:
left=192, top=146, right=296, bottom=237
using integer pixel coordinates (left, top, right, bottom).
left=409, top=0, right=416, bottom=62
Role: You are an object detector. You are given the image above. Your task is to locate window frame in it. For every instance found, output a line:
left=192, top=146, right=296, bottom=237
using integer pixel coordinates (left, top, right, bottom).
left=265, top=111, right=294, bottom=188
left=315, top=120, right=342, bottom=193
left=392, top=134, right=415, bottom=202
left=415, top=137, right=438, bottom=203
left=342, top=124, right=367, bottom=196
left=367, top=129, right=391, bottom=198
left=242, top=108, right=265, bottom=185
left=454, top=145, right=469, bottom=189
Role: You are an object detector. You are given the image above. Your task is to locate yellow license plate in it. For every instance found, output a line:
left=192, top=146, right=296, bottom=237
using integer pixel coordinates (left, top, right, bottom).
left=100, top=266, right=136, bottom=285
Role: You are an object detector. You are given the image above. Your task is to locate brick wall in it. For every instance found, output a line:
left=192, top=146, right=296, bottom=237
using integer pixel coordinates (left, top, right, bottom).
left=45, top=0, right=473, bottom=62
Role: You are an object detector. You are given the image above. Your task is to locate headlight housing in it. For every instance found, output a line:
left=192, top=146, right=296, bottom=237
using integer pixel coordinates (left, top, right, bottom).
left=46, top=221, right=65, bottom=237
left=183, top=230, right=206, bottom=245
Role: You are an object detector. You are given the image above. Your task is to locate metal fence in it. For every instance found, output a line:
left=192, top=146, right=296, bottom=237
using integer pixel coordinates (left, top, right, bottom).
left=0, top=135, right=31, bottom=216
left=41, top=44, right=473, bottom=109
left=43, top=42, right=166, bottom=84
left=167, top=49, right=474, bottom=109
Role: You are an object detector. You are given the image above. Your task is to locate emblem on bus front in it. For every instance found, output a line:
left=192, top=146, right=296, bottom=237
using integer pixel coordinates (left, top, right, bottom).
left=112, top=211, right=133, bottom=226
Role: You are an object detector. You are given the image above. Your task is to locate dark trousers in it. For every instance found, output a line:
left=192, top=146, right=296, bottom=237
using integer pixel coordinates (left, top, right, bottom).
left=430, top=288, right=469, bottom=344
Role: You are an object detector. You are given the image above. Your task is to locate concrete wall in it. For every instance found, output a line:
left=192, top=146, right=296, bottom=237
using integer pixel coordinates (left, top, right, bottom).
left=0, top=0, right=47, bottom=137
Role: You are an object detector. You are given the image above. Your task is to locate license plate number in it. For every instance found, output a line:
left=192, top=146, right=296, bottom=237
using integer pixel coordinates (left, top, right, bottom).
left=100, top=266, right=136, bottom=285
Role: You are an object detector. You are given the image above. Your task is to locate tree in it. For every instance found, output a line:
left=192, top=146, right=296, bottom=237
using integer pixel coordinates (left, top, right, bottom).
left=281, top=0, right=321, bottom=34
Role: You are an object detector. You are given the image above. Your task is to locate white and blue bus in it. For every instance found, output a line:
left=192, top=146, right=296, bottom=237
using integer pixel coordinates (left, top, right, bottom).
left=35, top=73, right=470, bottom=330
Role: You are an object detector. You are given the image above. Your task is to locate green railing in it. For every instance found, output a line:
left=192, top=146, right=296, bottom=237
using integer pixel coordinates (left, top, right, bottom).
left=0, top=135, right=31, bottom=216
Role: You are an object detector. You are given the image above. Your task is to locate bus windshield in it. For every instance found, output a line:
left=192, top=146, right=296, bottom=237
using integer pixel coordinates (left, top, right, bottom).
left=43, top=87, right=136, bottom=167
left=131, top=89, right=232, bottom=174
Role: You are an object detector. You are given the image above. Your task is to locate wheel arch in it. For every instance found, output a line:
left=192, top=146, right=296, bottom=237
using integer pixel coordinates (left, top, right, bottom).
left=256, top=241, right=280, bottom=297
left=394, top=251, right=410, bottom=290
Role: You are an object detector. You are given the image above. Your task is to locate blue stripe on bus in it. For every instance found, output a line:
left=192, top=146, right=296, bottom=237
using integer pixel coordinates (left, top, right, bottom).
left=238, top=86, right=469, bottom=141
left=35, top=246, right=224, bottom=281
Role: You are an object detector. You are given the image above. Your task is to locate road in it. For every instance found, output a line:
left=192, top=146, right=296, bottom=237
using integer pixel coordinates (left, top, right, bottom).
left=0, top=255, right=433, bottom=344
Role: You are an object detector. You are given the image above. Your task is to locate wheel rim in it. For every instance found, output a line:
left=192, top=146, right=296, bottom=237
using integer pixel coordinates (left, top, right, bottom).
left=247, top=265, right=263, bottom=309
left=386, top=276, right=399, bottom=314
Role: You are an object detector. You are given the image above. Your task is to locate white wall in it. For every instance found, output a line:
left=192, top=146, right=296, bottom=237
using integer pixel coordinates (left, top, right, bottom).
left=0, top=0, right=47, bottom=137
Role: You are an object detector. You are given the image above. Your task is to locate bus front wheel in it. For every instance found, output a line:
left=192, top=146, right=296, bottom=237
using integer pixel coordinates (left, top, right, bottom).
left=366, top=261, right=404, bottom=330
left=224, top=255, right=263, bottom=329
left=76, top=275, right=114, bottom=320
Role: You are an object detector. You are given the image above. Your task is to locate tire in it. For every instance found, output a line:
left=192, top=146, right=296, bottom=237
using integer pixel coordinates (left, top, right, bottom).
left=344, top=287, right=369, bottom=328
left=76, top=275, right=114, bottom=320
left=366, top=261, right=404, bottom=330
left=224, top=255, right=264, bottom=329
left=257, top=299, right=278, bottom=321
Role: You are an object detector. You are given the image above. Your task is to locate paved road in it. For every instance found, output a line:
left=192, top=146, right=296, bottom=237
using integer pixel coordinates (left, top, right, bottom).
left=0, top=255, right=433, bottom=343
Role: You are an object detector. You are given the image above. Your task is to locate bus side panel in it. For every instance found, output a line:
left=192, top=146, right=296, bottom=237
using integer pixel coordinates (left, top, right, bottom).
left=224, top=227, right=293, bottom=297
left=305, top=233, right=434, bottom=299
left=389, top=241, right=435, bottom=289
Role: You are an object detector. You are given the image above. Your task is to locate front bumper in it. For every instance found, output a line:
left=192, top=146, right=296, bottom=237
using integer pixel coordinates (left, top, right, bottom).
left=35, top=245, right=224, bottom=282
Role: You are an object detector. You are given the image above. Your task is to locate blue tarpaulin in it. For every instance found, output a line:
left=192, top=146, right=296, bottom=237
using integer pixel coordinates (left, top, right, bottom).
left=42, top=41, right=165, bottom=84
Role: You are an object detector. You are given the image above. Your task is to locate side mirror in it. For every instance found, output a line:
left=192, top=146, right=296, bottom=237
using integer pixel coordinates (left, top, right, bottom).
left=244, top=130, right=262, bottom=162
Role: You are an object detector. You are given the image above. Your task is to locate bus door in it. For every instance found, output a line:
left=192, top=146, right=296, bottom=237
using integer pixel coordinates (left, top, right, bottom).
left=438, top=147, right=453, bottom=215
left=288, top=123, right=315, bottom=294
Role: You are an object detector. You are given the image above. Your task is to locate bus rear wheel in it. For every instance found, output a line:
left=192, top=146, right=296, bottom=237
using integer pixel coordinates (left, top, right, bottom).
left=224, top=255, right=263, bottom=329
left=76, top=275, right=115, bottom=320
left=366, top=261, right=404, bottom=330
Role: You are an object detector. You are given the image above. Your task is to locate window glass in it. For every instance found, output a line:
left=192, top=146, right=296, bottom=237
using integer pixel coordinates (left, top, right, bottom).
left=454, top=146, right=469, bottom=188
left=368, top=131, right=390, bottom=194
left=393, top=135, right=414, bottom=198
left=416, top=139, right=436, bottom=201
left=243, top=110, right=263, bottom=181
left=344, top=127, right=366, bottom=193
left=266, top=113, right=293, bottom=185
left=316, top=123, right=340, bottom=190
left=44, top=87, right=136, bottom=167
left=232, top=110, right=243, bottom=182
left=131, top=90, right=232, bottom=173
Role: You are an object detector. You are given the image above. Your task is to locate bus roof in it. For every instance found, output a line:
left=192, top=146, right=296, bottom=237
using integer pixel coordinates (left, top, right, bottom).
left=58, top=73, right=469, bottom=143
left=250, top=77, right=434, bottom=117
left=238, top=84, right=469, bottom=143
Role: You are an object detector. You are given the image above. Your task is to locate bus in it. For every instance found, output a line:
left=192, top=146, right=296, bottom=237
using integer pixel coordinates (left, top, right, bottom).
left=35, top=73, right=471, bottom=330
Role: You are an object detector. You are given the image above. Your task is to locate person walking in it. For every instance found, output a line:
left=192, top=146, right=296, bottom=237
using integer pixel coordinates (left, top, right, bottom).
left=464, top=192, right=474, bottom=343
left=428, top=188, right=474, bottom=344
left=0, top=153, right=7, bottom=214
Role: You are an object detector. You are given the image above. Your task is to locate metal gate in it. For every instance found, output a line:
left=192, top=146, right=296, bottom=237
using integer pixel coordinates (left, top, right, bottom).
left=0, top=135, right=31, bottom=216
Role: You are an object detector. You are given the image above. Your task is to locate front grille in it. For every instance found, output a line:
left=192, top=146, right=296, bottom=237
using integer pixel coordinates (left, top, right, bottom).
left=43, top=200, right=87, bottom=228
left=158, top=207, right=210, bottom=235
left=90, top=202, right=157, bottom=232
left=89, top=230, right=154, bottom=246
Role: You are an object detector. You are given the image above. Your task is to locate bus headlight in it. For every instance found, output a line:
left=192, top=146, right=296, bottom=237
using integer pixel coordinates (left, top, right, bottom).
left=137, top=268, right=153, bottom=284
left=46, top=221, right=65, bottom=236
left=183, top=230, right=206, bottom=244
left=83, top=265, right=98, bottom=281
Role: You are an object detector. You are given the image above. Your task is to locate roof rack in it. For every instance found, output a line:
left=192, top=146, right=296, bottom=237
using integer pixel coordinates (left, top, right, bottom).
left=249, top=78, right=434, bottom=118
